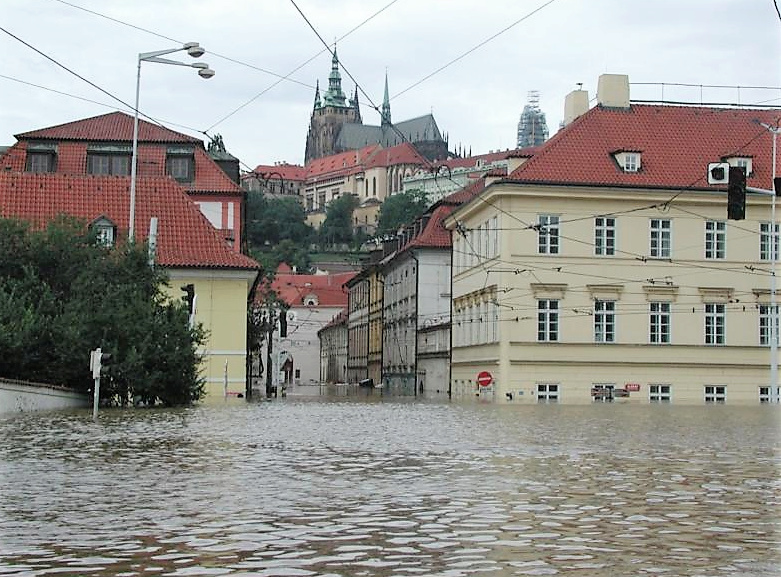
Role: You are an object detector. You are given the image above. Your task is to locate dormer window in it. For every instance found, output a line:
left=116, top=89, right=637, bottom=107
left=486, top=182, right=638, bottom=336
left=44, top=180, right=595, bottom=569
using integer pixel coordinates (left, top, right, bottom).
left=166, top=146, right=195, bottom=183
left=91, top=216, right=117, bottom=247
left=25, top=142, right=57, bottom=173
left=87, top=144, right=131, bottom=175
left=613, top=151, right=641, bottom=173
left=725, top=156, right=752, bottom=176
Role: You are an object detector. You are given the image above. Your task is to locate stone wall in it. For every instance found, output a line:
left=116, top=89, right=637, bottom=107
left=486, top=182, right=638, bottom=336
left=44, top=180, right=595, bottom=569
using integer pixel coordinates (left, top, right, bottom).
left=0, top=379, right=89, bottom=413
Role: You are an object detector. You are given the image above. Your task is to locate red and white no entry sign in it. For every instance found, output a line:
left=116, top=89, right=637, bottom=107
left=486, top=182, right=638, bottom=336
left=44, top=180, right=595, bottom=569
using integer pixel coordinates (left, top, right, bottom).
left=477, top=371, right=493, bottom=387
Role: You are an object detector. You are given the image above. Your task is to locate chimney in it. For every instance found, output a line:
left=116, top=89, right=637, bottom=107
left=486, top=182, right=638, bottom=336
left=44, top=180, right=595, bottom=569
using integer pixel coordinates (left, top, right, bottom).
left=597, top=74, right=630, bottom=109
left=563, top=86, right=589, bottom=126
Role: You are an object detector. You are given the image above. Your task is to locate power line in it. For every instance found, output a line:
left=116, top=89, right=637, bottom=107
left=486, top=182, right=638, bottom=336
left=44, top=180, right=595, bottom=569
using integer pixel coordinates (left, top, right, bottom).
left=0, top=73, right=205, bottom=135
left=207, top=0, right=400, bottom=132
left=391, top=0, right=559, bottom=101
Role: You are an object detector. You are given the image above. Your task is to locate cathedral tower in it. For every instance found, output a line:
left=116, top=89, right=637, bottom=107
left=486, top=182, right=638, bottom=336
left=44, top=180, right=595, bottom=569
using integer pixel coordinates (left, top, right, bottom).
left=304, top=48, right=362, bottom=164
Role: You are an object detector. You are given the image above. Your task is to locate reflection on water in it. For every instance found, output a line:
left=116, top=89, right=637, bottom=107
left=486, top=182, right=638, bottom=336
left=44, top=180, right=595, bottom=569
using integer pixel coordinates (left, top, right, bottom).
left=1, top=399, right=779, bottom=576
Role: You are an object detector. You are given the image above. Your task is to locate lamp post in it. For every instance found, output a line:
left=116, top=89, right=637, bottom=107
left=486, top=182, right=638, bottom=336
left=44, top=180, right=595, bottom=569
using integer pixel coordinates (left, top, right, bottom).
left=128, top=42, right=215, bottom=241
left=755, top=120, right=780, bottom=403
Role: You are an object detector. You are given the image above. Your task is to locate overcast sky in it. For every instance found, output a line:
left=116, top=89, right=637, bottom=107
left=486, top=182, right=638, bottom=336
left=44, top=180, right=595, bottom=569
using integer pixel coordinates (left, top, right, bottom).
left=2, top=0, right=779, bottom=170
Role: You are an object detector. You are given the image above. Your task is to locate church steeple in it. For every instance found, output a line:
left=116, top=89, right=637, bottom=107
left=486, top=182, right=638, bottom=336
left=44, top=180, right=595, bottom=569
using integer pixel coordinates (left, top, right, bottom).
left=381, top=70, right=391, bottom=126
left=323, top=47, right=346, bottom=106
left=313, top=79, right=321, bottom=110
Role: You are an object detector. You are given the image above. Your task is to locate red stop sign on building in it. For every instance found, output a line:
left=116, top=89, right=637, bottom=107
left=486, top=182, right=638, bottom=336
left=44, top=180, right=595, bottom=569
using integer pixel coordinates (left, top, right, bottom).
left=477, top=371, right=493, bottom=387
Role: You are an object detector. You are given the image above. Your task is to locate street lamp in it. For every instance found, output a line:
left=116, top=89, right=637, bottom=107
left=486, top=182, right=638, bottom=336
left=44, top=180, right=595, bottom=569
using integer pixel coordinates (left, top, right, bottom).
left=754, top=120, right=780, bottom=404
left=128, top=42, right=215, bottom=241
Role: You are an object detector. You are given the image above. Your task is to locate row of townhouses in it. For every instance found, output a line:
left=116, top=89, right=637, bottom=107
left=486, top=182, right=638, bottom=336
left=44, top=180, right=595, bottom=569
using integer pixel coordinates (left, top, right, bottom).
left=319, top=74, right=781, bottom=405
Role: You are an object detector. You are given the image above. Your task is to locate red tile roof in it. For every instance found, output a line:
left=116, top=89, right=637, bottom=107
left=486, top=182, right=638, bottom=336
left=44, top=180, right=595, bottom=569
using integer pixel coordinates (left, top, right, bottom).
left=442, top=177, right=487, bottom=205
left=0, top=172, right=259, bottom=270
left=249, top=163, right=307, bottom=182
left=9, top=112, right=242, bottom=197
left=270, top=269, right=356, bottom=307
left=306, top=145, right=380, bottom=179
left=438, top=149, right=521, bottom=170
left=404, top=204, right=455, bottom=250
left=16, top=111, right=201, bottom=143
left=363, top=142, right=427, bottom=169
left=509, top=105, right=781, bottom=189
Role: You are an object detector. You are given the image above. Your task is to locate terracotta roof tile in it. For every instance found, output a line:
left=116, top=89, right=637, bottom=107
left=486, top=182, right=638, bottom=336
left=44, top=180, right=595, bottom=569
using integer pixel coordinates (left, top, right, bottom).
left=248, top=163, right=307, bottom=182
left=269, top=269, right=356, bottom=307
left=405, top=204, right=455, bottom=250
left=16, top=111, right=201, bottom=143
left=306, top=145, right=380, bottom=179
left=363, top=142, right=427, bottom=169
left=0, top=172, right=258, bottom=270
left=509, top=105, right=781, bottom=189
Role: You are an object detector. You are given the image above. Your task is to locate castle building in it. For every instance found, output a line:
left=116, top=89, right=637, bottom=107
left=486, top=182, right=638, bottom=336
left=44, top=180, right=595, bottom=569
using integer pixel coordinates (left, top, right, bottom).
left=304, top=49, right=448, bottom=164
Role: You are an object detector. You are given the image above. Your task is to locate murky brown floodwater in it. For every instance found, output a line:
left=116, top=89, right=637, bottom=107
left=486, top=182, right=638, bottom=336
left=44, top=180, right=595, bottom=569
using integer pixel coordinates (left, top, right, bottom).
left=1, top=398, right=779, bottom=576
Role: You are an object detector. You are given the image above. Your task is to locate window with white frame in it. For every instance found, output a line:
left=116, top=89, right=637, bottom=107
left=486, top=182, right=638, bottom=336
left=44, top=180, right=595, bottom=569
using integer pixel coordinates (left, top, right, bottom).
left=537, top=383, right=559, bottom=402
left=704, top=303, right=726, bottom=345
left=705, top=220, right=726, bottom=259
left=649, top=301, right=671, bottom=344
left=704, top=385, right=726, bottom=403
left=760, top=222, right=780, bottom=261
left=759, top=305, right=779, bottom=346
left=537, top=299, right=559, bottom=342
left=624, top=153, right=639, bottom=172
left=650, top=219, right=671, bottom=258
left=649, top=384, right=671, bottom=402
left=594, top=300, right=615, bottom=343
left=595, top=217, right=616, bottom=256
left=538, top=215, right=560, bottom=254
left=759, top=386, right=779, bottom=403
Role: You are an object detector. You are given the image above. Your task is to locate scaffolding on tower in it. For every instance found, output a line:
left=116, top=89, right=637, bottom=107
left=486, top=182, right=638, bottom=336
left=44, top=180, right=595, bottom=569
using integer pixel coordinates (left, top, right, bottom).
left=517, top=90, right=550, bottom=148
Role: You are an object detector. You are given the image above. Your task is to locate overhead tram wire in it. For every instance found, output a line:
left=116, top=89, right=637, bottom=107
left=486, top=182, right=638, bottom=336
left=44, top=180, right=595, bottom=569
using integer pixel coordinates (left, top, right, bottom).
left=52, top=0, right=401, bottom=134
left=0, top=26, right=207, bottom=137
left=207, top=0, right=400, bottom=132
left=391, top=0, right=559, bottom=101
left=51, top=0, right=312, bottom=90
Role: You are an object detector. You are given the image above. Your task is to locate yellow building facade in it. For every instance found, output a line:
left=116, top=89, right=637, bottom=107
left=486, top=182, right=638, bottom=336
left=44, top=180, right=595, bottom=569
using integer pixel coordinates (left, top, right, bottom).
left=446, top=82, right=780, bottom=405
left=167, top=269, right=258, bottom=399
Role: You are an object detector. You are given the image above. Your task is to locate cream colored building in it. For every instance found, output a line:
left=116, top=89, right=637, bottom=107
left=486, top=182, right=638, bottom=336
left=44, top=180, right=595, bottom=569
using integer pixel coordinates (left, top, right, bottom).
left=445, top=75, right=781, bottom=405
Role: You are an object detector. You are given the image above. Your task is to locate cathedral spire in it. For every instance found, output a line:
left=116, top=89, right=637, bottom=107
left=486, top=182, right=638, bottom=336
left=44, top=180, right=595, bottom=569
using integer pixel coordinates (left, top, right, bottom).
left=324, top=46, right=346, bottom=107
left=381, top=70, right=391, bottom=126
left=313, top=79, right=321, bottom=110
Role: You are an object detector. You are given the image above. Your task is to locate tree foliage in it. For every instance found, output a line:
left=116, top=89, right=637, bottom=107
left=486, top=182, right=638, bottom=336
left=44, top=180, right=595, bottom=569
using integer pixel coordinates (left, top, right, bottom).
left=319, top=194, right=359, bottom=246
left=246, top=193, right=314, bottom=249
left=0, top=216, right=206, bottom=406
left=376, top=189, right=429, bottom=236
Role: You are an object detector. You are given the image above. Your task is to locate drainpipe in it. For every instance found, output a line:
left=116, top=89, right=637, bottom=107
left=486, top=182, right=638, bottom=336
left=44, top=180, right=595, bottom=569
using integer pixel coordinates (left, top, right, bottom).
left=245, top=270, right=262, bottom=401
left=447, top=232, right=453, bottom=400
left=412, top=252, right=419, bottom=397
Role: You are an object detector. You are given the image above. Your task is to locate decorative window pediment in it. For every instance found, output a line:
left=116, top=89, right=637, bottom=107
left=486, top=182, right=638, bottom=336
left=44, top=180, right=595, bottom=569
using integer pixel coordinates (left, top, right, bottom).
left=530, top=283, right=567, bottom=300
left=698, top=287, right=733, bottom=304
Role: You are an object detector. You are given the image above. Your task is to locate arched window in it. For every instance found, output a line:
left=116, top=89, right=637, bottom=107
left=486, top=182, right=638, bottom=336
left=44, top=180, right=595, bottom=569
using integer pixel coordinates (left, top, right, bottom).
left=372, top=177, right=377, bottom=196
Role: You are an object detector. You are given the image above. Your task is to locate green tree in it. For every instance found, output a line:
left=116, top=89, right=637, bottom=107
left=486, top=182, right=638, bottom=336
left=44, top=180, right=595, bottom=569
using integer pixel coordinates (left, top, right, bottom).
left=246, top=193, right=314, bottom=250
left=0, top=216, right=206, bottom=406
left=376, top=189, right=429, bottom=236
left=319, top=194, right=359, bottom=246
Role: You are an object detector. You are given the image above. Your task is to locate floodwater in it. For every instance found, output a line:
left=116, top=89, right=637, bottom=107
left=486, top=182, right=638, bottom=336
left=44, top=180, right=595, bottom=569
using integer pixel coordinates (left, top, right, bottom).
left=1, top=398, right=780, bottom=577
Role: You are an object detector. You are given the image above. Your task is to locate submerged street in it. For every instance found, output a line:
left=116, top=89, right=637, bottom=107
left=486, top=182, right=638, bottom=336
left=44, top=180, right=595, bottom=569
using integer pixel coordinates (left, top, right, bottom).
left=1, top=397, right=779, bottom=576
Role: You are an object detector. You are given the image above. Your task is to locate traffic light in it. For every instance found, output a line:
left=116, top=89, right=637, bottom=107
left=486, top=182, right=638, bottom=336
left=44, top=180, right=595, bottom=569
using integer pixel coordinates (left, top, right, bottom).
left=279, top=309, right=288, bottom=338
left=89, top=348, right=112, bottom=379
left=181, top=284, right=195, bottom=315
left=727, top=166, right=746, bottom=220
